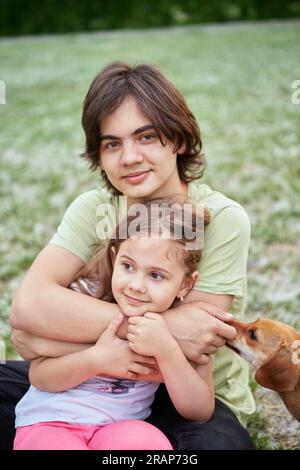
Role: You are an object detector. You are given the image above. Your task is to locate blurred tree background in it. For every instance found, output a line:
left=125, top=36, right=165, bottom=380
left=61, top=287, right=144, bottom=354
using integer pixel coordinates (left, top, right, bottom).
left=0, top=0, right=300, bottom=36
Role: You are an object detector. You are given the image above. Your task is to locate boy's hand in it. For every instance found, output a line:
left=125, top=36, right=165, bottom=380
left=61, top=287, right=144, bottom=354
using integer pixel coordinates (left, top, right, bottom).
left=91, top=313, right=159, bottom=380
left=163, top=301, right=236, bottom=365
left=11, top=329, right=41, bottom=360
left=127, top=313, right=178, bottom=359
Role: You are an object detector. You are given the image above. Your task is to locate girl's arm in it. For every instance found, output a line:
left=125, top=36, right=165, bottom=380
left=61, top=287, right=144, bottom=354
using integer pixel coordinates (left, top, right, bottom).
left=29, top=314, right=159, bottom=392
left=127, top=313, right=215, bottom=422
left=157, top=344, right=214, bottom=421
left=30, top=348, right=100, bottom=391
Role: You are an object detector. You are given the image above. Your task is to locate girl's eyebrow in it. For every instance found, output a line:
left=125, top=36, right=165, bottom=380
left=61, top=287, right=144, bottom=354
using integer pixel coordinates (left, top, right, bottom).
left=120, top=254, right=171, bottom=275
left=120, top=255, right=136, bottom=263
left=100, top=125, right=156, bottom=141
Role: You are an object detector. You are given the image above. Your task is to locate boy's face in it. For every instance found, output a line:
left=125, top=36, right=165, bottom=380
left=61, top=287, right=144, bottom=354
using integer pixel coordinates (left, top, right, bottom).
left=111, top=238, right=188, bottom=317
left=99, top=96, right=186, bottom=204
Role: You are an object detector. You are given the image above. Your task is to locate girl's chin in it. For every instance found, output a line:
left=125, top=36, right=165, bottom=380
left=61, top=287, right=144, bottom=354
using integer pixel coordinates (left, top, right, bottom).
left=124, top=311, right=144, bottom=317
left=121, top=305, right=148, bottom=317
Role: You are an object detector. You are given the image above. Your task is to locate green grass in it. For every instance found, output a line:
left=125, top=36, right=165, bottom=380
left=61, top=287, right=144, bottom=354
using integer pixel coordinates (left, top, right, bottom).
left=1, top=20, right=300, bottom=448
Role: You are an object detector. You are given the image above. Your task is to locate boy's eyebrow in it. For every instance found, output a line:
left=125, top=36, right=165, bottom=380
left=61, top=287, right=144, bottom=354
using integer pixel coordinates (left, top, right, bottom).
left=120, top=254, right=171, bottom=275
left=100, top=125, right=156, bottom=141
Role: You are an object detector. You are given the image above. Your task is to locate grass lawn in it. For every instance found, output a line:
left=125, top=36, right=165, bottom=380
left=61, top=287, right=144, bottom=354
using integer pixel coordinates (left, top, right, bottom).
left=1, top=20, right=300, bottom=448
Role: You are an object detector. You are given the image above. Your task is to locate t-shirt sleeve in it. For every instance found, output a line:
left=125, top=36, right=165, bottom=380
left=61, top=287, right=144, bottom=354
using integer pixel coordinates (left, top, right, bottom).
left=49, top=192, right=100, bottom=263
left=193, top=206, right=251, bottom=297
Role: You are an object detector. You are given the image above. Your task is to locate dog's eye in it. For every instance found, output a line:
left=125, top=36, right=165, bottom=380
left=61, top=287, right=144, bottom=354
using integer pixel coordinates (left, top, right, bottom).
left=248, top=329, right=257, bottom=340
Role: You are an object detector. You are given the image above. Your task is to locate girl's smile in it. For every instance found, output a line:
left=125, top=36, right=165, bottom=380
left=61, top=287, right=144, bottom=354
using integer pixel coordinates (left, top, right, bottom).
left=122, top=293, right=148, bottom=305
left=111, top=237, right=195, bottom=317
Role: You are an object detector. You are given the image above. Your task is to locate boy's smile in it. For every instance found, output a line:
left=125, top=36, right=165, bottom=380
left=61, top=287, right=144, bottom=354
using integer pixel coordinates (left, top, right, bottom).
left=122, top=169, right=152, bottom=185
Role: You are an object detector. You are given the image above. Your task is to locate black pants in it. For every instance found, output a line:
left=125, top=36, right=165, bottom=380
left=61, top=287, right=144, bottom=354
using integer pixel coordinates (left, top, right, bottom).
left=0, top=360, right=254, bottom=450
left=147, top=384, right=255, bottom=450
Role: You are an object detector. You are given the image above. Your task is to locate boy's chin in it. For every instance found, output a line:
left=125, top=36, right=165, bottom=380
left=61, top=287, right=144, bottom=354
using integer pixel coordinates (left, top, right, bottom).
left=122, top=183, right=157, bottom=200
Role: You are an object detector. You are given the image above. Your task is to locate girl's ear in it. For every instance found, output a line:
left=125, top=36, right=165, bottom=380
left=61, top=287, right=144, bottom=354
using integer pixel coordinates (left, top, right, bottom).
left=177, top=271, right=199, bottom=301
left=110, top=246, right=117, bottom=266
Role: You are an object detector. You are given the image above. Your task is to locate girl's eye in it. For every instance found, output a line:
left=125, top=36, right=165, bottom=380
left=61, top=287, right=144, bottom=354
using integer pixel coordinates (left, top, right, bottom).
left=122, top=262, right=134, bottom=272
left=150, top=272, right=164, bottom=281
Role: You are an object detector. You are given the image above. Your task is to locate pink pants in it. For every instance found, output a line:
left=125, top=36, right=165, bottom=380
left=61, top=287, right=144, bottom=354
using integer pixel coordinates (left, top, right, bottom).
left=14, top=420, right=173, bottom=450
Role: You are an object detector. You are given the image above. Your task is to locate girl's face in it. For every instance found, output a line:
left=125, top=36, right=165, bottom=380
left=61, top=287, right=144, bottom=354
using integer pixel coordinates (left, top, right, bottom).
left=111, top=238, right=198, bottom=317
left=99, top=96, right=187, bottom=205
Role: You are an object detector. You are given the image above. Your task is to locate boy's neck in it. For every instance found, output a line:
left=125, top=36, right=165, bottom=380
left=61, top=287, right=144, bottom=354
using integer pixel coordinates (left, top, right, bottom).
left=127, top=181, right=188, bottom=208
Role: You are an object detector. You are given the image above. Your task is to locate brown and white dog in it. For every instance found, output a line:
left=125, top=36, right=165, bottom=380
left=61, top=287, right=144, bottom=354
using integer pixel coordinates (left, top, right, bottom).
left=226, top=318, right=300, bottom=421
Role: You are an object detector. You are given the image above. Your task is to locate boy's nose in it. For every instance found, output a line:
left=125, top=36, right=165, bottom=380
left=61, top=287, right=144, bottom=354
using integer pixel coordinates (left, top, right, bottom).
left=121, top=141, right=143, bottom=166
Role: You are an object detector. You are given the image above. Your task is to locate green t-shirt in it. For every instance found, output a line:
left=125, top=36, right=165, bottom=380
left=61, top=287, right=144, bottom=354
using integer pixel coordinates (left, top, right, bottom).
left=50, top=181, right=256, bottom=425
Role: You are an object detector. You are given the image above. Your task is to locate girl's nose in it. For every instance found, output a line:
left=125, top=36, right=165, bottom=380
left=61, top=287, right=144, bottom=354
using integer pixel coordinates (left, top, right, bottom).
left=128, top=276, right=146, bottom=293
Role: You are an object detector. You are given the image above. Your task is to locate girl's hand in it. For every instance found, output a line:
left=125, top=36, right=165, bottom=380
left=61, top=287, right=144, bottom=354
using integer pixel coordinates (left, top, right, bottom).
left=127, top=313, right=178, bottom=359
left=90, top=313, right=159, bottom=380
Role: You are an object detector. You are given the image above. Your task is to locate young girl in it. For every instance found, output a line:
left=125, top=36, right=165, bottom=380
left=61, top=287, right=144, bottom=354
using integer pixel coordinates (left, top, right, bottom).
left=14, top=200, right=213, bottom=450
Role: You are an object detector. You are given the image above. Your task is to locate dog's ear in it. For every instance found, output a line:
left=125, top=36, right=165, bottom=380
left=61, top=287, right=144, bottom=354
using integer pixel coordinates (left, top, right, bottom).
left=255, top=345, right=299, bottom=392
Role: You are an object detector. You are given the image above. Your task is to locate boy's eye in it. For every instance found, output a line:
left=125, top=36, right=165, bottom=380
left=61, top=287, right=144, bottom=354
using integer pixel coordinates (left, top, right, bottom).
left=150, top=272, right=164, bottom=281
left=103, top=141, right=120, bottom=150
left=140, top=133, right=156, bottom=143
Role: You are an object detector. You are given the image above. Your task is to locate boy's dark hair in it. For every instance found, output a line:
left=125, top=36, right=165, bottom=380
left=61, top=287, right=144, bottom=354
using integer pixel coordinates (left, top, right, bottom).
left=81, top=62, right=206, bottom=194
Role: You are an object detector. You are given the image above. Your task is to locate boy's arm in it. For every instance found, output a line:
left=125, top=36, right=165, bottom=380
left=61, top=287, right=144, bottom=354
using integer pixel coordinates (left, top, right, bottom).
left=163, top=290, right=236, bottom=363
left=10, top=244, right=235, bottom=366
left=10, top=245, right=127, bottom=342
left=10, top=256, right=234, bottom=364
left=11, top=329, right=93, bottom=360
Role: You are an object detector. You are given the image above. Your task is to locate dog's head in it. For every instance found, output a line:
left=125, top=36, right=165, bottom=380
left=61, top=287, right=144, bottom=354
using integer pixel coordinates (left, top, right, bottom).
left=227, top=318, right=300, bottom=392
